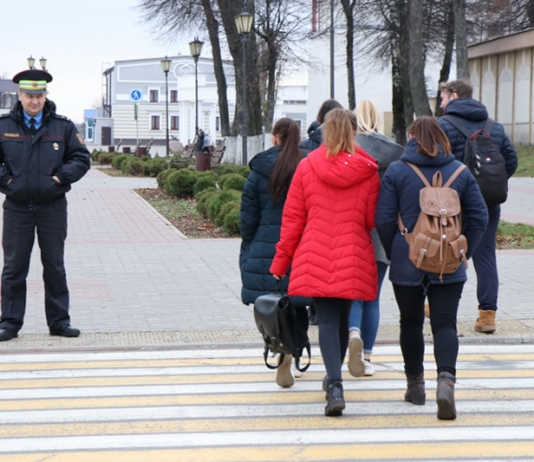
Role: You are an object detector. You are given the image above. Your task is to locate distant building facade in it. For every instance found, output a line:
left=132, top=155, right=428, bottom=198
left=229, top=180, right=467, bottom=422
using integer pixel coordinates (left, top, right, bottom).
left=88, top=56, right=308, bottom=156
left=468, top=28, right=534, bottom=145
left=0, top=79, right=18, bottom=116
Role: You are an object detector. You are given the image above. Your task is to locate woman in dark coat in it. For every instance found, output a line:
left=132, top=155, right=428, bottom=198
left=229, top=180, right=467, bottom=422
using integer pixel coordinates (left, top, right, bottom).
left=376, top=116, right=488, bottom=420
left=239, top=117, right=309, bottom=388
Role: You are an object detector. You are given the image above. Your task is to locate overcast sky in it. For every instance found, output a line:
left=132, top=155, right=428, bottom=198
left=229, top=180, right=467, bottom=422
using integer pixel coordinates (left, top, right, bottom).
left=1, top=0, right=195, bottom=123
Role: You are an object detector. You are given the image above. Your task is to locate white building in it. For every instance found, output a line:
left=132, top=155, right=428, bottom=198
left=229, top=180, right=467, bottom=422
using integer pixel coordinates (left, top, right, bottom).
left=88, top=56, right=309, bottom=158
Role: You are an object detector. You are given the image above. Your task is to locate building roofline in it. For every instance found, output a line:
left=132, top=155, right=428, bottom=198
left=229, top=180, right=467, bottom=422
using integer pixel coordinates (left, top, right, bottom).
left=468, top=27, right=534, bottom=59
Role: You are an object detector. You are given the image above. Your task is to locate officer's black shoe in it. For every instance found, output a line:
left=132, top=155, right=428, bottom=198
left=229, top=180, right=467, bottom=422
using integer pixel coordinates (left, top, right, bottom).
left=50, top=325, right=80, bottom=338
left=0, top=328, right=17, bottom=341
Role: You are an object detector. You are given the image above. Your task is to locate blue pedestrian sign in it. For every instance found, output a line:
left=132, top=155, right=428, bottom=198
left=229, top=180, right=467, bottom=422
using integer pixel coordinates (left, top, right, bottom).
left=130, top=89, right=142, bottom=101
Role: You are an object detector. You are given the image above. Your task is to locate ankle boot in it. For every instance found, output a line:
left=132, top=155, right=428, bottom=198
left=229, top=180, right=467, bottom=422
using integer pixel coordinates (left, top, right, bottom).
left=404, top=373, right=426, bottom=405
left=474, top=309, right=496, bottom=333
left=325, top=382, right=345, bottom=417
left=436, top=371, right=456, bottom=420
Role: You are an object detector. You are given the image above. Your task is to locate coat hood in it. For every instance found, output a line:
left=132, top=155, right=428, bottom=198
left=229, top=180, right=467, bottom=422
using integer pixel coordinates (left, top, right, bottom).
left=248, top=146, right=282, bottom=178
left=307, top=145, right=378, bottom=189
left=400, top=138, right=457, bottom=168
left=10, top=99, right=57, bottom=123
left=443, top=97, right=488, bottom=122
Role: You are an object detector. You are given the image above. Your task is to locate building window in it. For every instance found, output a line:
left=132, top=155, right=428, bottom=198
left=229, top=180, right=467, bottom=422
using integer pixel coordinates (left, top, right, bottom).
left=215, top=116, right=220, bottom=132
left=151, top=115, right=160, bottom=130
left=171, top=116, right=179, bottom=131
left=150, top=90, right=159, bottom=103
left=170, top=90, right=178, bottom=103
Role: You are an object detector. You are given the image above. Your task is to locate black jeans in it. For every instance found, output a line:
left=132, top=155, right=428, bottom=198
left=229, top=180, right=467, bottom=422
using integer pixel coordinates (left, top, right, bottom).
left=393, top=280, right=464, bottom=377
left=313, top=297, right=352, bottom=385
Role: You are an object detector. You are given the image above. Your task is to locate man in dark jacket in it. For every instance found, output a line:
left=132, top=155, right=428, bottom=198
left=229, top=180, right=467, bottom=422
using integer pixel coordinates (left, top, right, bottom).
left=299, top=99, right=342, bottom=152
left=438, top=79, right=518, bottom=334
left=0, top=68, right=91, bottom=341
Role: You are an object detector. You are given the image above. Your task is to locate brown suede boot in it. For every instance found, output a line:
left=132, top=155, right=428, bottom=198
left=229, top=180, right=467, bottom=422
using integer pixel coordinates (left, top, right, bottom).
left=404, top=374, right=426, bottom=405
left=474, top=309, right=496, bottom=333
left=436, top=371, right=456, bottom=420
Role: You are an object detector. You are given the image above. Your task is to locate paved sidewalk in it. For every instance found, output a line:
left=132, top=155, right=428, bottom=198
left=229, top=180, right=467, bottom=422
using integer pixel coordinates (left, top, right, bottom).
left=0, top=169, right=533, bottom=351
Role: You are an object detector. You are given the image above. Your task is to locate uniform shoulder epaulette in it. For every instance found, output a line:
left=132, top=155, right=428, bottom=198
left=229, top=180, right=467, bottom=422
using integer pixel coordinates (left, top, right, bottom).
left=53, top=113, right=72, bottom=122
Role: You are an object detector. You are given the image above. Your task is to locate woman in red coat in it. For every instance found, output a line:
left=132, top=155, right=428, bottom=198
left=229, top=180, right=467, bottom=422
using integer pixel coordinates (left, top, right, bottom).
left=270, top=108, right=380, bottom=416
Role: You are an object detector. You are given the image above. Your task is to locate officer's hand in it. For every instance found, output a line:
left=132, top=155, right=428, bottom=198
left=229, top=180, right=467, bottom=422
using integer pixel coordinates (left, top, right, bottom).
left=53, top=176, right=61, bottom=184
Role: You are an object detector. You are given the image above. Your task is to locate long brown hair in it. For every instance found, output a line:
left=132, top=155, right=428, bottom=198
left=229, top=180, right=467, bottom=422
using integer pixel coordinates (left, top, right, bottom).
left=270, top=118, right=302, bottom=202
left=323, top=108, right=357, bottom=157
left=408, top=116, right=451, bottom=157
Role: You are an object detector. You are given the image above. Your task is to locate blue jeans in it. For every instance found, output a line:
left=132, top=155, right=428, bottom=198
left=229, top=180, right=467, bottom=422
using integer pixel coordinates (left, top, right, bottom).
left=349, top=261, right=388, bottom=355
left=472, top=204, right=500, bottom=311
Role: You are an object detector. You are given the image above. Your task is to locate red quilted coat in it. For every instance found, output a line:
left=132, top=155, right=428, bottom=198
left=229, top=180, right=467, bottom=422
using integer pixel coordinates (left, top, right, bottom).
left=270, top=145, right=380, bottom=300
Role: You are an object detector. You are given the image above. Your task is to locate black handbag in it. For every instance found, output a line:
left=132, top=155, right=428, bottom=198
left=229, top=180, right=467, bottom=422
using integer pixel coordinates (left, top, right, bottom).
left=253, top=285, right=311, bottom=372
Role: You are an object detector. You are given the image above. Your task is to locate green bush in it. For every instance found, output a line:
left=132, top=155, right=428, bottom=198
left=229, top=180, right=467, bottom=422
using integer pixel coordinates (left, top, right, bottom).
left=220, top=173, right=246, bottom=192
left=165, top=168, right=199, bottom=198
left=91, top=149, right=102, bottom=162
left=111, top=154, right=131, bottom=171
left=126, top=158, right=144, bottom=176
left=223, top=207, right=241, bottom=235
left=217, top=165, right=247, bottom=177
left=236, top=166, right=251, bottom=179
left=207, top=190, right=242, bottom=221
left=194, top=176, right=217, bottom=196
left=148, top=158, right=166, bottom=177
left=215, top=200, right=240, bottom=227
left=156, top=169, right=174, bottom=189
left=97, top=152, right=115, bottom=165
left=195, top=188, right=219, bottom=217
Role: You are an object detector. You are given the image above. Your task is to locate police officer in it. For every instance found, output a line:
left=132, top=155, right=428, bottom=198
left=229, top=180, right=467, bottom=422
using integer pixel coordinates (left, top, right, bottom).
left=0, top=68, right=90, bottom=341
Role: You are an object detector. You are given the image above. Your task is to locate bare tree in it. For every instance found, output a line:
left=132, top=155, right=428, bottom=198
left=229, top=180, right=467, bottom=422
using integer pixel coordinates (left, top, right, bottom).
left=453, top=0, right=469, bottom=79
left=340, top=0, right=357, bottom=110
left=435, top=0, right=455, bottom=116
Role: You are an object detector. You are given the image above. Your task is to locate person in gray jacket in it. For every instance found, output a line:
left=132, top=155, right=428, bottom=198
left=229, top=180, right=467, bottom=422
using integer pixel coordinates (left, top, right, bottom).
left=347, top=100, right=403, bottom=377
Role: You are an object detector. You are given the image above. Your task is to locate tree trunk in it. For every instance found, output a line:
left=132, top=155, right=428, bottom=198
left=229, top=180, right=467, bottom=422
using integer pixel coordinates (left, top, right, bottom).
left=390, top=0, right=407, bottom=145
left=201, top=0, right=231, bottom=136
left=407, top=0, right=432, bottom=116
left=435, top=1, right=455, bottom=117
left=217, top=0, right=262, bottom=137
left=453, top=0, right=469, bottom=79
left=340, top=0, right=356, bottom=110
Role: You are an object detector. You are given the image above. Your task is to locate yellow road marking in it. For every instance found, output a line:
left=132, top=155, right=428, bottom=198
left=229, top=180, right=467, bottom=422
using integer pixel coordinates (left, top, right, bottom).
left=2, top=442, right=534, bottom=462
left=0, top=387, right=533, bottom=412
left=0, top=352, right=532, bottom=371
left=0, top=413, right=532, bottom=438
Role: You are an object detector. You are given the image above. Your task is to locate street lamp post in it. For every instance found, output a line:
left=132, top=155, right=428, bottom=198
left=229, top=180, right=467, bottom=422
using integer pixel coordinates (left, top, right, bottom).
left=189, top=37, right=204, bottom=136
left=160, top=56, right=172, bottom=163
left=235, top=11, right=253, bottom=166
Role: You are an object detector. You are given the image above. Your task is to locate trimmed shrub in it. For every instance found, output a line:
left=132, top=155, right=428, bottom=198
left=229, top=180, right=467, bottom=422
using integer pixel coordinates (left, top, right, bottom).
left=97, top=152, right=115, bottom=165
left=194, top=176, right=217, bottom=196
left=196, top=188, right=218, bottom=217
left=217, top=165, right=248, bottom=177
left=126, top=158, right=144, bottom=176
left=91, top=149, right=101, bottom=162
left=111, top=154, right=130, bottom=171
left=148, top=158, right=166, bottom=177
left=223, top=207, right=241, bottom=235
left=236, top=166, right=251, bottom=179
left=220, top=173, right=246, bottom=192
left=207, top=190, right=242, bottom=221
left=156, top=168, right=174, bottom=189
left=215, top=200, right=240, bottom=227
left=165, top=168, right=199, bottom=198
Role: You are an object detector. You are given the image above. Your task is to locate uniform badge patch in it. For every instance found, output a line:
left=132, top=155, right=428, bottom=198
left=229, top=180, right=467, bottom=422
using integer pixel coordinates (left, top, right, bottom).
left=76, top=134, right=85, bottom=145
left=53, top=143, right=59, bottom=150
left=3, top=133, right=20, bottom=138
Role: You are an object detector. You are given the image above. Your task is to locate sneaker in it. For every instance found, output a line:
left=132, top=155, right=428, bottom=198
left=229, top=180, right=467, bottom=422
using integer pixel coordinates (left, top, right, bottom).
left=364, top=359, right=375, bottom=376
left=348, top=333, right=365, bottom=377
left=275, top=354, right=294, bottom=388
left=325, top=382, right=345, bottom=416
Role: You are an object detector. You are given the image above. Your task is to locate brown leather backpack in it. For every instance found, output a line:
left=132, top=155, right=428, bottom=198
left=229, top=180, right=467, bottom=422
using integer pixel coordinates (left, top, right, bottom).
left=397, top=162, right=468, bottom=281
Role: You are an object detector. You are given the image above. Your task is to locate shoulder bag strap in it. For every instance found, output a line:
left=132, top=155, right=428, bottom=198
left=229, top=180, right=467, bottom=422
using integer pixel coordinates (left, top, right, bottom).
left=397, top=162, right=431, bottom=234
left=483, top=118, right=494, bottom=137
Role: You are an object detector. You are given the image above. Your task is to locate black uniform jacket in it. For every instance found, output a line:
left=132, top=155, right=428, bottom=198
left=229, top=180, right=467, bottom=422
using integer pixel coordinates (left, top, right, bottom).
left=0, top=100, right=91, bottom=206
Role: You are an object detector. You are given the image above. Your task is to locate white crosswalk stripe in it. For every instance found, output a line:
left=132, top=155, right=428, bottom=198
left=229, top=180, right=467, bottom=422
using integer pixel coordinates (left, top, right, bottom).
left=0, top=343, right=534, bottom=461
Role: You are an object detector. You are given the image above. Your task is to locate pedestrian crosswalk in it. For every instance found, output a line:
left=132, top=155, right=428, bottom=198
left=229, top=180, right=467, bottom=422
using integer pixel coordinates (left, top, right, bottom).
left=1, top=343, right=534, bottom=461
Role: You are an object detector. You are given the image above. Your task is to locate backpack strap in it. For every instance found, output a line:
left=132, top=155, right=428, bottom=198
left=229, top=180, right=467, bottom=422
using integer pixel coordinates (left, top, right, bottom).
left=483, top=118, right=494, bottom=138
left=443, top=164, right=467, bottom=188
left=405, top=162, right=431, bottom=187
left=442, top=115, right=472, bottom=138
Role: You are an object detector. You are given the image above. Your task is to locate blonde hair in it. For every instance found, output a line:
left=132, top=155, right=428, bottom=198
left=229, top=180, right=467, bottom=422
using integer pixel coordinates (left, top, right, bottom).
left=323, top=108, right=357, bottom=157
left=355, top=100, right=381, bottom=134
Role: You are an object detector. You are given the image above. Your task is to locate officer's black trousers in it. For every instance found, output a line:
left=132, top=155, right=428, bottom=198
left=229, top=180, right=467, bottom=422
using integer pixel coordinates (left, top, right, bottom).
left=0, top=197, right=70, bottom=332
